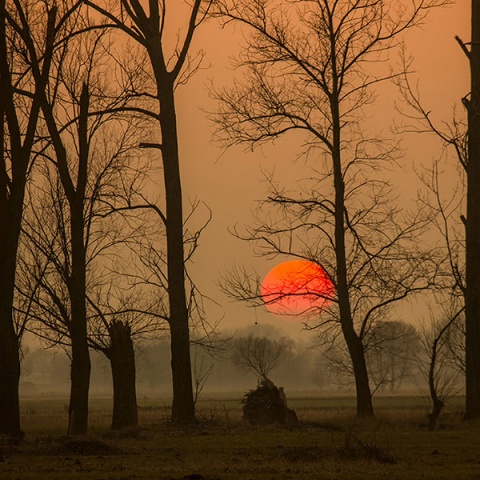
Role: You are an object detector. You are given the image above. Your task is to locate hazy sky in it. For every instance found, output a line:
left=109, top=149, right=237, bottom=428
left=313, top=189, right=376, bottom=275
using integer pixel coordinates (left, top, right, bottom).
left=166, top=1, right=469, bottom=338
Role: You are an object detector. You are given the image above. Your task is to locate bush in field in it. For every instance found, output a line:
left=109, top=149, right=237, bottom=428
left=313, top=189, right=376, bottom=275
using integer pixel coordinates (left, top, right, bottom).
left=242, top=378, right=297, bottom=426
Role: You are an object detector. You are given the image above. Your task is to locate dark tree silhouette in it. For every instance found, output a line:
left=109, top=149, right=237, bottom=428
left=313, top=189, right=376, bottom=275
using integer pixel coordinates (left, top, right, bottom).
left=17, top=23, right=153, bottom=433
left=416, top=303, right=464, bottom=430
left=107, top=320, right=138, bottom=430
left=19, top=160, right=156, bottom=432
left=84, top=0, right=213, bottom=424
left=0, top=0, right=82, bottom=439
left=212, top=0, right=445, bottom=417
left=397, top=0, right=480, bottom=419
left=463, top=0, right=480, bottom=420
left=18, top=105, right=154, bottom=434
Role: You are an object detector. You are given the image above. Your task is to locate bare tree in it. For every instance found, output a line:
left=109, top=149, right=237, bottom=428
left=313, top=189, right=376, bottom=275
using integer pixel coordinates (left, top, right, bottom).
left=17, top=22, right=155, bottom=434
left=464, top=0, right=480, bottom=420
left=231, top=333, right=292, bottom=381
left=212, top=0, right=445, bottom=416
left=113, top=196, right=221, bottom=407
left=83, top=0, right=213, bottom=424
left=36, top=40, right=108, bottom=436
left=397, top=0, right=480, bottom=419
left=19, top=110, right=158, bottom=433
left=416, top=301, right=464, bottom=430
left=412, top=161, right=466, bottom=428
left=0, top=0, right=84, bottom=439
left=18, top=153, right=159, bottom=431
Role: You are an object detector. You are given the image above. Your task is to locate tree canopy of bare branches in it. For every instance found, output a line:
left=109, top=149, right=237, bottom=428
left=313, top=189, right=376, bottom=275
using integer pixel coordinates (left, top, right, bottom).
left=231, top=333, right=292, bottom=381
left=0, top=0, right=85, bottom=439
left=212, top=0, right=447, bottom=417
left=396, top=0, right=480, bottom=420
left=82, top=0, right=213, bottom=424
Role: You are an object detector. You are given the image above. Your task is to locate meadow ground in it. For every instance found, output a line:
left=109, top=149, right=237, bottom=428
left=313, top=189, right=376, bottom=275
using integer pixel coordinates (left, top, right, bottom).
left=1, top=393, right=480, bottom=480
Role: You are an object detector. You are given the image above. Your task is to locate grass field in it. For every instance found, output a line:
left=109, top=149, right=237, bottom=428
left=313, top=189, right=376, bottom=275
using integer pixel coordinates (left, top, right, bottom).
left=1, top=394, right=480, bottom=480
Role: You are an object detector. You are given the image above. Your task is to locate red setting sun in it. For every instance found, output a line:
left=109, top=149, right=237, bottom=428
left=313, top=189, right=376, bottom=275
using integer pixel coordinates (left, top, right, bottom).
left=260, top=260, right=335, bottom=316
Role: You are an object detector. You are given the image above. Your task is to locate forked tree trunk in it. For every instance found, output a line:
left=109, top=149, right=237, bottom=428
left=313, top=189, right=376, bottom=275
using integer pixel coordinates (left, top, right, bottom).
left=108, top=320, right=138, bottom=430
left=85, top=0, right=202, bottom=425
left=464, top=0, right=480, bottom=421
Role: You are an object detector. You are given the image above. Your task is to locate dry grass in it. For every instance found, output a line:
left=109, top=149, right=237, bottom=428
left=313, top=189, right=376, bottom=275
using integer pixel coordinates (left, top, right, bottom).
left=1, top=395, right=479, bottom=479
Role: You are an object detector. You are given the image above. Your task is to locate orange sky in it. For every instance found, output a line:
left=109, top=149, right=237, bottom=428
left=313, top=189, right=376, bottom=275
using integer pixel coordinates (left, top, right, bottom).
left=169, top=1, right=470, bottom=337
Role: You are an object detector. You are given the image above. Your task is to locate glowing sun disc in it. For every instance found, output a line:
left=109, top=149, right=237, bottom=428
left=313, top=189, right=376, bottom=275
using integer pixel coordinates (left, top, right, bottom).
left=260, top=260, right=334, bottom=316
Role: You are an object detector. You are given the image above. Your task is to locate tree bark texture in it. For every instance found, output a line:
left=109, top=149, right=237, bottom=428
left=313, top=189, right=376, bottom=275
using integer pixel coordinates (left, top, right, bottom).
left=108, top=321, right=138, bottom=430
left=465, top=0, right=480, bottom=420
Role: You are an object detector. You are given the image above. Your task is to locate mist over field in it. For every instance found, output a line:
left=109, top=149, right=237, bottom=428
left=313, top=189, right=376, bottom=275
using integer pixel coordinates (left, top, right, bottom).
left=19, top=320, right=435, bottom=401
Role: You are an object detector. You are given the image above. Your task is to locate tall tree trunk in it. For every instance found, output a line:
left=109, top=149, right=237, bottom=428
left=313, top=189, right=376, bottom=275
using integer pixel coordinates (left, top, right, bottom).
left=0, top=102, right=21, bottom=441
left=170, top=318, right=195, bottom=423
left=67, top=329, right=90, bottom=436
left=158, top=83, right=196, bottom=424
left=66, top=200, right=91, bottom=435
left=66, top=85, right=91, bottom=435
left=0, top=0, right=54, bottom=439
left=0, top=176, right=24, bottom=439
left=344, top=327, right=374, bottom=416
left=0, top=299, right=21, bottom=439
left=99, top=1, right=201, bottom=425
left=428, top=343, right=444, bottom=431
left=108, top=320, right=138, bottom=430
left=331, top=58, right=374, bottom=417
left=465, top=0, right=480, bottom=420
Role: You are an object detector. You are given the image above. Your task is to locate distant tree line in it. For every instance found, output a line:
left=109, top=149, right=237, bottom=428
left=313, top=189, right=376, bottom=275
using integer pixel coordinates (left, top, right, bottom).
left=21, top=321, right=463, bottom=403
